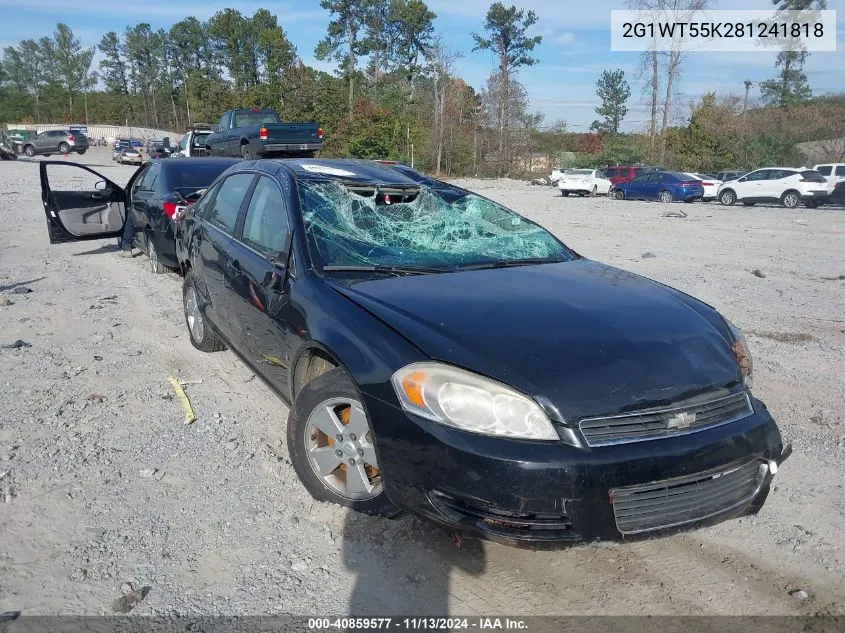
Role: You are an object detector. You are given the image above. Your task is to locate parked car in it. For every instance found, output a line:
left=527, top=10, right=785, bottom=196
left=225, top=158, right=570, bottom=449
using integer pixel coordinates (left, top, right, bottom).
left=112, top=139, right=131, bottom=160
left=614, top=171, right=705, bottom=203
left=812, top=163, right=845, bottom=198
left=685, top=173, right=722, bottom=201
left=21, top=130, right=89, bottom=157
left=717, top=168, right=829, bottom=208
left=558, top=169, right=613, bottom=197
left=603, top=165, right=647, bottom=188
left=715, top=170, right=745, bottom=183
left=147, top=140, right=172, bottom=159
left=205, top=108, right=323, bottom=159
left=117, top=148, right=144, bottom=165
left=39, top=157, right=242, bottom=275
left=130, top=139, right=144, bottom=149
left=175, top=125, right=214, bottom=157
left=38, top=157, right=789, bottom=545
left=829, top=181, right=845, bottom=206
left=0, top=129, right=18, bottom=160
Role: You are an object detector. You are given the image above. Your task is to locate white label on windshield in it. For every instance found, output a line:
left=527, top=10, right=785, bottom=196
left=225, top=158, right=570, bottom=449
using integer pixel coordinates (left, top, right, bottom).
left=300, top=164, right=356, bottom=177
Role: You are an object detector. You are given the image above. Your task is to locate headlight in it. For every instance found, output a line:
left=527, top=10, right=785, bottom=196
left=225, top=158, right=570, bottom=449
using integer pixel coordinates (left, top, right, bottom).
left=727, top=320, right=753, bottom=389
left=391, top=362, right=559, bottom=441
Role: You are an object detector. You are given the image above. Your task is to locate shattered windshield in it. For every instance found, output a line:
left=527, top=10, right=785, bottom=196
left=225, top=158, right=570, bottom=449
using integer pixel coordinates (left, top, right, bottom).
left=297, top=180, right=573, bottom=271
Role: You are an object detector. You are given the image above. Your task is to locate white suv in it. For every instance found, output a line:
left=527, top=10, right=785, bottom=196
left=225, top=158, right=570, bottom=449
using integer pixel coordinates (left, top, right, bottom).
left=717, top=167, right=829, bottom=208
left=813, top=163, right=845, bottom=196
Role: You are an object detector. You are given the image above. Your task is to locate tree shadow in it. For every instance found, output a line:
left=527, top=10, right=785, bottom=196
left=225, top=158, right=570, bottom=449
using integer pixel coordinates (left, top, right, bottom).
left=0, top=277, right=47, bottom=292
left=343, top=512, right=486, bottom=615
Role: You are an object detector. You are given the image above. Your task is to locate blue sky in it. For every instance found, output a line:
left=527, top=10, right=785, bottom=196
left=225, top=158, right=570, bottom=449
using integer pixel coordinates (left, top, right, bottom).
left=1, top=0, right=842, bottom=131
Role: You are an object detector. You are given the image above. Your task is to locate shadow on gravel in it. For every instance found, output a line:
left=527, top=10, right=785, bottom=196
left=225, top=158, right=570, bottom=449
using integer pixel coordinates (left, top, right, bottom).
left=0, top=277, right=46, bottom=292
left=343, top=513, right=485, bottom=615
left=72, top=242, right=122, bottom=257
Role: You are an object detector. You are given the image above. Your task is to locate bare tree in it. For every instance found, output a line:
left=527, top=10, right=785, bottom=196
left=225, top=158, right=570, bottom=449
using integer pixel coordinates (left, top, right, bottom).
left=427, top=37, right=462, bottom=174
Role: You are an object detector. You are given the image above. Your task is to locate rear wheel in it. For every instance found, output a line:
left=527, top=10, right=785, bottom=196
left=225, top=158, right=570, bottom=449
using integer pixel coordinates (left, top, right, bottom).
left=145, top=233, right=169, bottom=274
left=287, top=367, right=397, bottom=516
left=659, top=190, right=673, bottom=203
left=781, top=190, right=800, bottom=209
left=590, top=185, right=598, bottom=197
left=77, top=149, right=87, bottom=155
left=182, top=270, right=226, bottom=353
left=58, top=142, right=70, bottom=153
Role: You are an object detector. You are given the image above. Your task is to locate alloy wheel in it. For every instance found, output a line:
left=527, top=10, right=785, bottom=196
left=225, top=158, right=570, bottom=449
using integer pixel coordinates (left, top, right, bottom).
left=148, top=240, right=159, bottom=274
left=782, top=192, right=800, bottom=208
left=659, top=190, right=673, bottom=203
left=184, top=286, right=204, bottom=343
left=304, top=398, right=382, bottom=501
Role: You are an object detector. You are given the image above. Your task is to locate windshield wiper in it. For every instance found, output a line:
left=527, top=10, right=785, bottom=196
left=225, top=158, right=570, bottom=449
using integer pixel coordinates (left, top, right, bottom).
left=455, top=257, right=568, bottom=271
left=322, top=264, right=448, bottom=276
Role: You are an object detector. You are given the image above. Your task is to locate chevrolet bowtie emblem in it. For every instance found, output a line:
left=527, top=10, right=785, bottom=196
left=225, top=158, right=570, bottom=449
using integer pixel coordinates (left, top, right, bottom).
left=667, top=411, right=695, bottom=430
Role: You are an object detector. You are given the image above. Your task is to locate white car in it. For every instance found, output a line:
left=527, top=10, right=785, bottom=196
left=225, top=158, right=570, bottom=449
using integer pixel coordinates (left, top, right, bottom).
left=550, top=167, right=571, bottom=184
left=685, top=173, right=722, bottom=201
left=812, top=163, right=845, bottom=196
left=717, top=167, right=829, bottom=208
left=558, top=169, right=613, bottom=197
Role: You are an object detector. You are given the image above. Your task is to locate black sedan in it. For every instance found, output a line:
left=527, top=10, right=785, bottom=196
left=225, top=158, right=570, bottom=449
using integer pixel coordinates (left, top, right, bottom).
left=40, top=157, right=242, bottom=274
left=42, top=158, right=790, bottom=546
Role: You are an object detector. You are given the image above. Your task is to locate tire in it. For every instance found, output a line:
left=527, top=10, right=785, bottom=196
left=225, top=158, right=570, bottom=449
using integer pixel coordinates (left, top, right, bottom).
left=805, top=199, right=820, bottom=209
left=719, top=189, right=736, bottom=206
left=590, top=185, right=597, bottom=197
left=781, top=190, right=800, bottom=209
left=77, top=149, right=87, bottom=155
left=287, top=367, right=397, bottom=516
left=659, top=190, right=673, bottom=203
left=241, top=145, right=254, bottom=160
left=145, top=232, right=169, bottom=274
left=58, top=142, right=70, bottom=153
left=23, top=145, right=36, bottom=157
left=560, top=191, right=569, bottom=197
left=182, top=270, right=226, bottom=353
left=614, top=189, right=625, bottom=200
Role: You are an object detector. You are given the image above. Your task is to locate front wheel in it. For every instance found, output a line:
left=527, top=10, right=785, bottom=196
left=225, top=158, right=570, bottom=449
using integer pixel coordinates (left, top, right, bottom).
left=659, top=190, right=673, bottom=204
left=182, top=270, right=226, bottom=353
left=287, top=367, right=397, bottom=516
left=781, top=190, right=800, bottom=209
left=719, top=189, right=736, bottom=206
left=614, top=189, right=625, bottom=200
left=560, top=190, right=569, bottom=197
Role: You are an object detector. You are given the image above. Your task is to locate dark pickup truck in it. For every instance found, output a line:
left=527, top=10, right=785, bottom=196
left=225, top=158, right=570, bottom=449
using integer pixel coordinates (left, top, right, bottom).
left=205, top=108, right=323, bottom=159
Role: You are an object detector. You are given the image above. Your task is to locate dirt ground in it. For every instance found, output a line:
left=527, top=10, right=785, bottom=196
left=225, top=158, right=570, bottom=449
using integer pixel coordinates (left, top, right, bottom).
left=1, top=150, right=844, bottom=616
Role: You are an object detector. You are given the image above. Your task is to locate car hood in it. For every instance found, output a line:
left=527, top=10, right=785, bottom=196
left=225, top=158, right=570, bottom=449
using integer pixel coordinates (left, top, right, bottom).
left=328, top=259, right=742, bottom=421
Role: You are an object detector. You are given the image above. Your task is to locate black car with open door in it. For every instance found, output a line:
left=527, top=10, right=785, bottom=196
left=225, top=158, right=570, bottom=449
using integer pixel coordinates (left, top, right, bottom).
left=40, top=158, right=242, bottom=274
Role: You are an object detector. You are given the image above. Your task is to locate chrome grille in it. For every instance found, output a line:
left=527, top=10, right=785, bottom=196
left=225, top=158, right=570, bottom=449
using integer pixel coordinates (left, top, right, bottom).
left=579, top=392, right=753, bottom=447
left=610, top=458, right=767, bottom=535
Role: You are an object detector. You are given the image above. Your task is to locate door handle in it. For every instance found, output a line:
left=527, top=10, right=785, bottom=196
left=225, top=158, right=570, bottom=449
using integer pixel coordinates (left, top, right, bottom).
left=91, top=192, right=105, bottom=200
left=226, top=258, right=241, bottom=272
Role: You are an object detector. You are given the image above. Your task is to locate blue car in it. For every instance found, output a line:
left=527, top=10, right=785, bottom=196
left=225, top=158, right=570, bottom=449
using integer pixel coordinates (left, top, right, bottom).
left=614, top=171, right=705, bottom=203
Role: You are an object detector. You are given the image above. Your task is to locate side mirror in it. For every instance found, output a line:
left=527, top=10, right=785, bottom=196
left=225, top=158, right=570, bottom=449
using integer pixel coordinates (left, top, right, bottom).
left=95, top=180, right=108, bottom=191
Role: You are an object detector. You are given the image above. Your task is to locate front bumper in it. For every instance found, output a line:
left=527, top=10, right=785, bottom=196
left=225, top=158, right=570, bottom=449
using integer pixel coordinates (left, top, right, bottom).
left=367, top=394, right=788, bottom=547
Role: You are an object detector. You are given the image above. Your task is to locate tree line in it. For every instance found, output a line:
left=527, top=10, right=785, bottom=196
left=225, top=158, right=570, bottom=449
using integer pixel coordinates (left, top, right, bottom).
left=1, top=0, right=841, bottom=176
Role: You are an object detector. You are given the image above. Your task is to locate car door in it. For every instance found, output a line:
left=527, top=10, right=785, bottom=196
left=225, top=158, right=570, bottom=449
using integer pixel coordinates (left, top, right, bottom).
left=192, top=172, right=257, bottom=339
left=225, top=175, right=296, bottom=391
left=40, top=162, right=126, bottom=244
left=595, top=169, right=611, bottom=194
left=760, top=169, right=794, bottom=200
left=734, top=170, right=768, bottom=200
left=33, top=131, right=54, bottom=153
left=641, top=173, right=661, bottom=199
left=127, top=163, right=158, bottom=229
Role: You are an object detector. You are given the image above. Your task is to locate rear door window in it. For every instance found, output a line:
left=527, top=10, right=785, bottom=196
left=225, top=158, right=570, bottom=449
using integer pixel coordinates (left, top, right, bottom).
left=206, top=173, right=255, bottom=234
left=815, top=165, right=832, bottom=176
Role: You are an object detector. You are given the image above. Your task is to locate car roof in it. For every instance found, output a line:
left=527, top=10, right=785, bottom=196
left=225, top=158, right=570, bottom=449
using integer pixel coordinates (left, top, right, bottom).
left=156, top=156, right=242, bottom=168
left=253, top=158, right=427, bottom=187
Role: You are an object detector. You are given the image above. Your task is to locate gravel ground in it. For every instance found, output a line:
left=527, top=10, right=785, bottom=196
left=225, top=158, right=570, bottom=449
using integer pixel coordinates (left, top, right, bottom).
left=1, top=150, right=844, bottom=616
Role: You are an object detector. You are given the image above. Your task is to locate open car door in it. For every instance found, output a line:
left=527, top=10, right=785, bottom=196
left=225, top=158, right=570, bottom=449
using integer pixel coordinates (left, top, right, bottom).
left=40, top=161, right=126, bottom=244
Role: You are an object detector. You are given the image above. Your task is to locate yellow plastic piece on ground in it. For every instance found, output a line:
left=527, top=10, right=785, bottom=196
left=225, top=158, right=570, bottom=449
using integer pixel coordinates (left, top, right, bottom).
left=168, top=376, right=197, bottom=425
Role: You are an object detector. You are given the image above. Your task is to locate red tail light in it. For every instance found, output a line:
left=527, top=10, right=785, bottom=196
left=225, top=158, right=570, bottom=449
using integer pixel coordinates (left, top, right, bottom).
left=259, top=127, right=268, bottom=141
left=701, top=182, right=713, bottom=186
left=162, top=202, right=178, bottom=219
left=317, top=127, right=324, bottom=140
left=67, top=135, right=74, bottom=142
